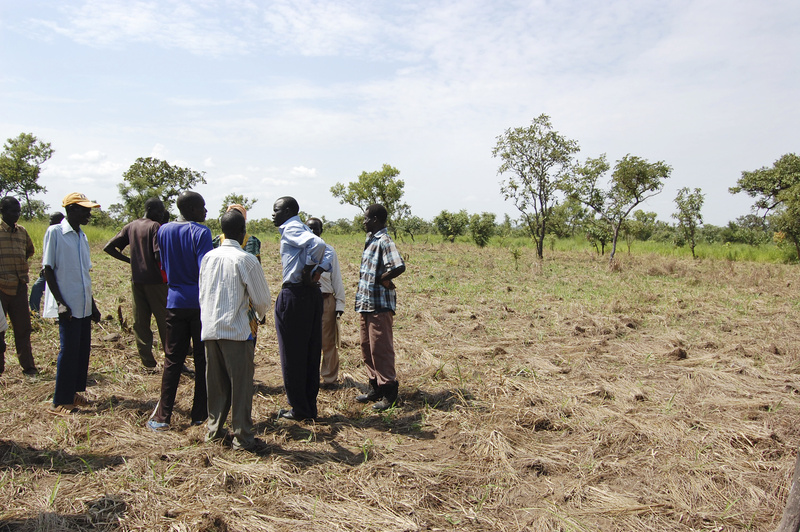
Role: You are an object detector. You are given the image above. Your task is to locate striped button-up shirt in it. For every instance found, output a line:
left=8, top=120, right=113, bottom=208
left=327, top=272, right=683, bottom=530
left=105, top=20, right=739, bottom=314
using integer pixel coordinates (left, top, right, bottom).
left=0, top=220, right=34, bottom=295
left=355, top=228, right=404, bottom=313
left=199, top=239, right=271, bottom=341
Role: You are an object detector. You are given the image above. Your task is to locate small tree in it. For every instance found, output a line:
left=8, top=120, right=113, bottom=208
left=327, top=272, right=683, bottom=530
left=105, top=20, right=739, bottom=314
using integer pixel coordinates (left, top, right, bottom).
left=110, top=157, right=207, bottom=222
left=493, top=114, right=580, bottom=259
left=330, top=164, right=411, bottom=234
left=567, top=154, right=672, bottom=263
left=469, top=212, right=496, bottom=247
left=672, top=187, right=704, bottom=259
left=0, top=133, right=53, bottom=219
left=730, top=154, right=800, bottom=260
left=434, top=209, right=469, bottom=243
left=219, top=193, right=257, bottom=218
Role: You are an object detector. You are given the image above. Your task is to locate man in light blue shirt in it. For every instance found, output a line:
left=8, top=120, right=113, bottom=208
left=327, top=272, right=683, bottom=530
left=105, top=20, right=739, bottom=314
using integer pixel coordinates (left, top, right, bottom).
left=272, top=196, right=329, bottom=421
left=42, top=193, right=102, bottom=415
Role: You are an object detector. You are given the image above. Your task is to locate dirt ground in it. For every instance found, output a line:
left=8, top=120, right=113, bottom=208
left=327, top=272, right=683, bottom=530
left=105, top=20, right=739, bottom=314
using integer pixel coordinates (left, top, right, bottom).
left=1, top=241, right=799, bottom=531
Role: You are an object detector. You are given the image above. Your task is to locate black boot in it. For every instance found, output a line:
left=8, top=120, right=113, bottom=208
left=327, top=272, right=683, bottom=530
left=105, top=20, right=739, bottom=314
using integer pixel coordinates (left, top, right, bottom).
left=356, top=379, right=380, bottom=403
left=372, top=381, right=399, bottom=411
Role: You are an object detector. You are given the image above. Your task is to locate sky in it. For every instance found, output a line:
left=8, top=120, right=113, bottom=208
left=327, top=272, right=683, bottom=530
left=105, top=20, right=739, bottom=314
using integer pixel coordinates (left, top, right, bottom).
left=1, top=0, right=798, bottom=226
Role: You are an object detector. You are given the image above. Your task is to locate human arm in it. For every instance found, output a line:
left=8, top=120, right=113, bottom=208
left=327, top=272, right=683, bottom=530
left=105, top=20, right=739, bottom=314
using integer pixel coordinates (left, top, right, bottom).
left=378, top=238, right=405, bottom=289
left=103, top=228, right=131, bottom=263
left=43, top=266, right=71, bottom=319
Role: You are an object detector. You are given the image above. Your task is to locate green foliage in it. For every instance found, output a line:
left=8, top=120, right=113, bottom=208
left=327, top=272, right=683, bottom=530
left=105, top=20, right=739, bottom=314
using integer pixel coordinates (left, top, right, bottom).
left=109, top=157, right=206, bottom=223
left=434, top=209, right=469, bottom=243
left=469, top=212, right=496, bottom=247
left=0, top=132, right=53, bottom=219
left=330, top=164, right=411, bottom=232
left=396, top=215, right=432, bottom=241
left=566, top=153, right=671, bottom=261
left=218, top=193, right=258, bottom=218
left=672, top=187, right=704, bottom=258
left=730, top=153, right=800, bottom=260
left=494, top=114, right=580, bottom=259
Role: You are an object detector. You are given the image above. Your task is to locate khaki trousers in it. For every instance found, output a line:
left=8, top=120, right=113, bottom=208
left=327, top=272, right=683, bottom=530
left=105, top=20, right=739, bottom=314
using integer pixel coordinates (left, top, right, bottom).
left=205, top=339, right=255, bottom=450
left=320, top=293, right=340, bottom=383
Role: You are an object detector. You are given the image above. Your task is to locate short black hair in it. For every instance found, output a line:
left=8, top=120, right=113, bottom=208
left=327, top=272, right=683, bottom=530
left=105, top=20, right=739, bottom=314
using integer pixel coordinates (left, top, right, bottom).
left=144, top=197, right=164, bottom=214
left=0, top=196, right=20, bottom=212
left=366, top=204, right=388, bottom=224
left=307, top=217, right=323, bottom=231
left=176, top=191, right=204, bottom=217
left=49, top=212, right=65, bottom=225
left=220, top=209, right=246, bottom=237
left=276, top=196, right=299, bottom=216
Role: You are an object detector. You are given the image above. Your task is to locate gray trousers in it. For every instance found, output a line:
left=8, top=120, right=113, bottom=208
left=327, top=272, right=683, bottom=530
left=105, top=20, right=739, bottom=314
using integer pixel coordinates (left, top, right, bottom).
left=320, top=293, right=340, bottom=384
left=205, top=338, right=255, bottom=450
left=131, top=282, right=168, bottom=365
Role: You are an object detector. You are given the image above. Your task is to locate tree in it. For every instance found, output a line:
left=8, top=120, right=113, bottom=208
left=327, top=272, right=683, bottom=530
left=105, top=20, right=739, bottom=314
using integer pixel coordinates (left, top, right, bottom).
left=469, top=212, right=496, bottom=247
left=0, top=133, right=53, bottom=218
left=622, top=210, right=658, bottom=252
left=567, top=154, right=672, bottom=262
left=434, top=209, right=469, bottom=243
left=219, top=193, right=257, bottom=218
left=110, top=157, right=206, bottom=222
left=493, top=114, right=580, bottom=259
left=330, top=164, right=411, bottom=234
left=672, top=188, right=704, bottom=259
left=730, top=154, right=800, bottom=259
left=396, top=215, right=430, bottom=242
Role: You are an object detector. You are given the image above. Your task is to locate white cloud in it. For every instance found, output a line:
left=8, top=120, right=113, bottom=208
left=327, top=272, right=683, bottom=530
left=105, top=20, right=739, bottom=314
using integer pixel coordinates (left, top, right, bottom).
left=68, top=150, right=107, bottom=162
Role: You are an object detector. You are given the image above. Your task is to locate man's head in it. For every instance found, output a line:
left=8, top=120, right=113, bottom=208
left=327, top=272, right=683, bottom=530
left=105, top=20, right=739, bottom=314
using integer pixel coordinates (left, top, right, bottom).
left=307, top=217, right=323, bottom=237
left=272, top=196, right=299, bottom=227
left=49, top=212, right=65, bottom=226
left=62, top=192, right=100, bottom=229
left=220, top=209, right=247, bottom=246
left=0, top=197, right=21, bottom=227
left=364, top=204, right=388, bottom=234
left=144, top=197, right=166, bottom=223
left=176, top=191, right=206, bottom=222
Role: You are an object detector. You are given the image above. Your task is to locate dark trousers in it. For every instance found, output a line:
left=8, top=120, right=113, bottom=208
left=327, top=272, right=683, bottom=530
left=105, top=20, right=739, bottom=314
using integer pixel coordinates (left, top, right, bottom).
left=29, top=274, right=46, bottom=313
left=0, top=283, right=36, bottom=372
left=131, top=282, right=168, bottom=364
left=274, top=285, right=322, bottom=419
left=53, top=316, right=91, bottom=405
left=153, top=307, right=207, bottom=424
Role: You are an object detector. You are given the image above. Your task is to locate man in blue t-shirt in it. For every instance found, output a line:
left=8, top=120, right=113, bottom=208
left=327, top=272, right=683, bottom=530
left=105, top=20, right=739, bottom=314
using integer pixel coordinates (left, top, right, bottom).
left=148, top=191, right=213, bottom=431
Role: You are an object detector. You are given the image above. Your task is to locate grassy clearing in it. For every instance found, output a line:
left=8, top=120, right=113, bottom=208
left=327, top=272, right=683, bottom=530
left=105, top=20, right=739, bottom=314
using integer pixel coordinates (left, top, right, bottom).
left=1, top=231, right=798, bottom=530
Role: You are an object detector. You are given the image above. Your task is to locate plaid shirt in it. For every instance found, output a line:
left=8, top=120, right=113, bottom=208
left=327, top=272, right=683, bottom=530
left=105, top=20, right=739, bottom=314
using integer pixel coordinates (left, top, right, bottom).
left=0, top=220, right=34, bottom=295
left=355, top=228, right=404, bottom=313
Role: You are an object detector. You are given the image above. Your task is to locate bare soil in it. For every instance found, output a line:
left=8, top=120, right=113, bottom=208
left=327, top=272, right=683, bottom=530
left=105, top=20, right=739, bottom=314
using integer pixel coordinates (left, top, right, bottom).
left=1, top=240, right=799, bottom=531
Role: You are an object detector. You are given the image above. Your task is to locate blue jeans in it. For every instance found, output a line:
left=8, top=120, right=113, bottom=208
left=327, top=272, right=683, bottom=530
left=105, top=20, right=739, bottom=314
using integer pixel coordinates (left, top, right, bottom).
left=53, top=316, right=92, bottom=406
left=29, top=274, right=46, bottom=313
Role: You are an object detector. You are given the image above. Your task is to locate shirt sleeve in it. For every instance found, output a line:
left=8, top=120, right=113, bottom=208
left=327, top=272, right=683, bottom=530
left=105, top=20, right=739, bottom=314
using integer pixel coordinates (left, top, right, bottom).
left=41, top=227, right=57, bottom=269
left=242, top=256, right=271, bottom=318
left=195, top=226, right=214, bottom=271
left=329, top=249, right=345, bottom=312
left=106, top=225, right=130, bottom=251
left=381, top=238, right=405, bottom=273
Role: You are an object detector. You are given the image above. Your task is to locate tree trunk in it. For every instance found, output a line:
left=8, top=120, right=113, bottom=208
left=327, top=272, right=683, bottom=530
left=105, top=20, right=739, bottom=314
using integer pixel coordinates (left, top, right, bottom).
left=777, top=450, right=800, bottom=532
left=609, top=226, right=620, bottom=262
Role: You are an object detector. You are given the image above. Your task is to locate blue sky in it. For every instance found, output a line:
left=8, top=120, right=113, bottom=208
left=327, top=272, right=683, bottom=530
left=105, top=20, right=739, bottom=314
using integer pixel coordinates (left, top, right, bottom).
left=1, top=0, right=798, bottom=225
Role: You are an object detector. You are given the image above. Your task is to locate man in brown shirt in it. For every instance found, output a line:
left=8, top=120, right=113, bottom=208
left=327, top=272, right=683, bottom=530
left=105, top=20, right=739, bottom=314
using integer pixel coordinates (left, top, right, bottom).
left=104, top=197, right=168, bottom=368
left=0, top=196, right=37, bottom=376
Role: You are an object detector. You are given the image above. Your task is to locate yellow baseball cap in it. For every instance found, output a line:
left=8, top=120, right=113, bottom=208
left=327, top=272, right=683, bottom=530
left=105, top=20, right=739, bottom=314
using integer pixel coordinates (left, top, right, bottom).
left=62, top=193, right=100, bottom=209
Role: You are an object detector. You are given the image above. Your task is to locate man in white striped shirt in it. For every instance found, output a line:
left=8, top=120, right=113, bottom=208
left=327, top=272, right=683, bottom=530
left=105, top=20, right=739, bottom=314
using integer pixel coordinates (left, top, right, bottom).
left=199, top=210, right=271, bottom=452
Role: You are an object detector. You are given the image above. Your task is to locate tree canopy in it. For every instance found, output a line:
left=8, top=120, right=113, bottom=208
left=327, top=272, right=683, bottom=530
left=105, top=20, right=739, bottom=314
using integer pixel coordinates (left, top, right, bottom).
left=566, top=154, right=671, bottom=262
left=493, top=114, right=580, bottom=259
left=330, top=164, right=410, bottom=233
left=0, top=133, right=53, bottom=218
left=673, top=187, right=705, bottom=259
left=110, top=157, right=206, bottom=222
left=219, top=193, right=258, bottom=218
left=730, top=153, right=800, bottom=259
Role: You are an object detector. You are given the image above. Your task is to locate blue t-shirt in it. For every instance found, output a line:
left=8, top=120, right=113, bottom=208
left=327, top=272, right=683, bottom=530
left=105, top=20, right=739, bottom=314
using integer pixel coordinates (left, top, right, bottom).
left=157, top=221, right=213, bottom=309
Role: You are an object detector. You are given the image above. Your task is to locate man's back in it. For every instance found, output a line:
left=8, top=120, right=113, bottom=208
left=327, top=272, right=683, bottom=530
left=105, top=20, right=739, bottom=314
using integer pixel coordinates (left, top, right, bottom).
left=110, top=218, right=163, bottom=284
left=158, top=221, right=213, bottom=309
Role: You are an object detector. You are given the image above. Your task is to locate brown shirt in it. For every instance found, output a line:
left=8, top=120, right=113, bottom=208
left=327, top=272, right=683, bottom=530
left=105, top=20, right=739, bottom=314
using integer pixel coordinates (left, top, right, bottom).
left=0, top=220, right=34, bottom=295
left=106, top=218, right=165, bottom=284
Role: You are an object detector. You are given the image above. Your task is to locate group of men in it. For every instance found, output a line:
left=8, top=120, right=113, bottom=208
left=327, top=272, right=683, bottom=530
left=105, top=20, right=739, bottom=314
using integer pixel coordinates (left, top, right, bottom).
left=0, top=190, right=405, bottom=453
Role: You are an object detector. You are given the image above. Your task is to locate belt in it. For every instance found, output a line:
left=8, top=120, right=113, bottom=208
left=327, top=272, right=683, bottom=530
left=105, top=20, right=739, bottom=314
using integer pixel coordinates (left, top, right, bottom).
left=322, top=292, right=333, bottom=298
left=282, top=282, right=304, bottom=289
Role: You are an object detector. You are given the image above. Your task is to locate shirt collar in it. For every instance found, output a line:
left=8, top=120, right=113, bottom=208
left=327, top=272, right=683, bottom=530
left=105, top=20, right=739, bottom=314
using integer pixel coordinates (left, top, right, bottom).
left=0, top=220, right=14, bottom=233
left=59, top=218, right=80, bottom=235
left=220, top=239, right=242, bottom=249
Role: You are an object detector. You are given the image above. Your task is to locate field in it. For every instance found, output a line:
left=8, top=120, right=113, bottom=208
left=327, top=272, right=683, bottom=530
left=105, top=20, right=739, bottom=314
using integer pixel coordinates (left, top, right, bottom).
left=1, top=232, right=799, bottom=531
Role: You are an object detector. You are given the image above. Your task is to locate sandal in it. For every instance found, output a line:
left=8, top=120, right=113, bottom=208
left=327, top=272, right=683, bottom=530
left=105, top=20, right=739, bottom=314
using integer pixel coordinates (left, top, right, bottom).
left=48, top=404, right=78, bottom=416
left=73, top=394, right=91, bottom=407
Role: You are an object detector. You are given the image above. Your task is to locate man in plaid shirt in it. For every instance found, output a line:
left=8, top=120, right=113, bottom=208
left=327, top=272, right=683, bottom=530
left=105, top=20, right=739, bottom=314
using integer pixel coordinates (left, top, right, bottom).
left=354, top=204, right=406, bottom=411
left=0, top=196, right=38, bottom=376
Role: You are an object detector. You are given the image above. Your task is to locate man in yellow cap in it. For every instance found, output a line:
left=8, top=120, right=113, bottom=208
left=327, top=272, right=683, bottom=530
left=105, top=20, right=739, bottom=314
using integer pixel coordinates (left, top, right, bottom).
left=42, top=193, right=102, bottom=415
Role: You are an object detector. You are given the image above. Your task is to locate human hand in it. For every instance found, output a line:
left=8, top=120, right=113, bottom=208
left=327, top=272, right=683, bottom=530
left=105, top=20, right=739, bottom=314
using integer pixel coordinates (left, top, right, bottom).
left=58, top=303, right=72, bottom=320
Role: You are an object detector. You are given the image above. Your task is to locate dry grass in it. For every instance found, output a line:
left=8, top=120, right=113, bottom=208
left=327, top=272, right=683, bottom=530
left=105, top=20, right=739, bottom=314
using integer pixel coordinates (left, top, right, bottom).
left=1, top=239, right=799, bottom=531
